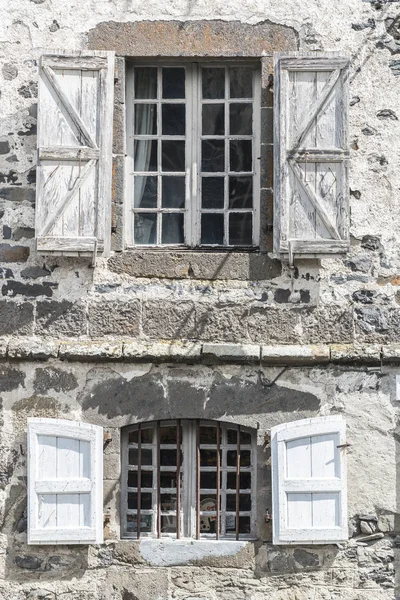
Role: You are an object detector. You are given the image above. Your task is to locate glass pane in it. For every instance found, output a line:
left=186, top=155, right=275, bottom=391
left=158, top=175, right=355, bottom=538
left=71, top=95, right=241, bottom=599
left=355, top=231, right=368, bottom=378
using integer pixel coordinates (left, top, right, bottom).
left=129, top=430, right=138, bottom=444
left=160, top=449, right=180, bottom=466
left=227, top=450, right=251, bottom=467
left=162, top=104, right=186, bottom=136
left=135, top=67, right=157, bottom=99
left=227, top=429, right=251, bottom=445
left=129, top=448, right=153, bottom=466
left=134, top=176, right=157, bottom=209
left=134, top=213, right=157, bottom=245
left=225, top=516, right=251, bottom=534
left=201, top=140, right=225, bottom=172
left=229, top=67, right=253, bottom=98
left=202, top=104, right=225, bottom=135
left=200, top=449, right=220, bottom=467
left=162, top=140, right=185, bottom=172
left=127, top=514, right=152, bottom=533
left=200, top=493, right=218, bottom=509
left=227, top=429, right=237, bottom=444
left=230, top=140, right=252, bottom=172
left=162, top=177, right=185, bottom=208
left=201, top=213, right=224, bottom=245
left=200, top=471, right=221, bottom=489
left=229, top=176, right=252, bottom=209
left=127, top=470, right=153, bottom=489
left=161, top=493, right=177, bottom=512
left=202, top=67, right=225, bottom=99
left=200, top=514, right=219, bottom=534
left=229, top=213, right=253, bottom=246
left=202, top=177, right=224, bottom=209
left=134, top=139, right=158, bottom=172
left=229, top=103, right=252, bottom=135
left=199, top=425, right=217, bottom=444
left=128, top=427, right=154, bottom=444
left=226, top=494, right=252, bottom=512
left=128, top=492, right=152, bottom=510
left=240, top=430, right=252, bottom=445
left=162, top=67, right=185, bottom=99
left=227, top=471, right=251, bottom=490
left=160, top=425, right=177, bottom=444
left=160, top=471, right=178, bottom=488
left=161, top=515, right=177, bottom=533
left=162, top=213, right=184, bottom=244
left=134, top=104, right=157, bottom=135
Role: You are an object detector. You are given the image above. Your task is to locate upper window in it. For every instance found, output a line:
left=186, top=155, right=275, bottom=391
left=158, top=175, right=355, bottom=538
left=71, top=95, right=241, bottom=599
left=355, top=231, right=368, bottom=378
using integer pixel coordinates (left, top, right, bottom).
left=121, top=419, right=257, bottom=539
left=125, top=63, right=261, bottom=248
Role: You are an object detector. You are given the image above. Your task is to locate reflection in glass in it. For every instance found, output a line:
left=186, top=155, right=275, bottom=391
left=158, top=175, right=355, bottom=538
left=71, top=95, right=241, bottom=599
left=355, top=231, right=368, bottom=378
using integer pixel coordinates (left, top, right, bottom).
left=229, top=67, right=253, bottom=98
left=162, top=67, right=185, bottom=99
left=127, top=514, right=152, bottom=532
left=162, top=177, right=185, bottom=208
left=128, top=427, right=154, bottom=444
left=229, top=213, right=252, bottom=246
left=202, top=104, right=225, bottom=135
left=134, top=139, right=158, bottom=172
left=200, top=449, right=220, bottom=467
left=162, top=140, right=185, bottom=172
left=229, top=176, right=252, bottom=209
left=134, top=176, right=157, bottom=208
left=162, top=104, right=186, bottom=136
left=199, top=426, right=217, bottom=444
left=162, top=213, right=184, bottom=244
left=161, top=515, right=177, bottom=533
left=202, top=67, right=225, bottom=99
left=135, top=67, right=157, bottom=99
left=160, top=471, right=179, bottom=488
left=128, top=492, right=152, bottom=510
left=227, top=429, right=252, bottom=445
left=202, top=177, right=224, bottom=209
left=201, top=213, right=224, bottom=245
left=227, top=450, right=251, bottom=467
left=134, top=104, right=157, bottom=135
left=129, top=448, right=153, bottom=466
left=229, top=103, right=252, bottom=135
left=230, top=140, right=252, bottom=172
left=160, top=425, right=178, bottom=444
left=128, top=470, right=153, bottom=489
left=134, top=213, right=157, bottom=245
left=202, top=140, right=225, bottom=172
left=225, top=515, right=251, bottom=534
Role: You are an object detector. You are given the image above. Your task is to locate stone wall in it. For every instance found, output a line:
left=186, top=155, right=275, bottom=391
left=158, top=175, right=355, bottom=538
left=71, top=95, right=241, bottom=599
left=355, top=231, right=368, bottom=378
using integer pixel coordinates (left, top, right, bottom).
left=1, top=0, right=400, bottom=598
left=0, top=360, right=397, bottom=598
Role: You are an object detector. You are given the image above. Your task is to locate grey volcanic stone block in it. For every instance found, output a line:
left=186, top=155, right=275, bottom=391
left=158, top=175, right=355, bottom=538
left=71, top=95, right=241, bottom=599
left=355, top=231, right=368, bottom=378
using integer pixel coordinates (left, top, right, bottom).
left=36, top=300, right=86, bottom=337
left=143, top=300, right=196, bottom=340
left=88, top=300, right=140, bottom=337
left=0, top=300, right=34, bottom=335
left=196, top=303, right=249, bottom=342
left=302, top=306, right=354, bottom=344
left=248, top=307, right=301, bottom=344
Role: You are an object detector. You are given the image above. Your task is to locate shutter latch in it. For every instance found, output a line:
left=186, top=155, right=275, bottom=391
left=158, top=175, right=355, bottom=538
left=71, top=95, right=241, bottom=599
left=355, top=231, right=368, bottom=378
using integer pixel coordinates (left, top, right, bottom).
left=337, top=443, right=351, bottom=449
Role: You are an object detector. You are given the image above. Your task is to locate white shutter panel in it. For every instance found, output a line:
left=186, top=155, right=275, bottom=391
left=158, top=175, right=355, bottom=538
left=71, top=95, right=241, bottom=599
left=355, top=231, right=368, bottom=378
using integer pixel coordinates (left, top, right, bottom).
left=271, top=416, right=347, bottom=544
left=28, top=418, right=103, bottom=545
left=35, top=51, right=114, bottom=255
left=274, top=53, right=350, bottom=261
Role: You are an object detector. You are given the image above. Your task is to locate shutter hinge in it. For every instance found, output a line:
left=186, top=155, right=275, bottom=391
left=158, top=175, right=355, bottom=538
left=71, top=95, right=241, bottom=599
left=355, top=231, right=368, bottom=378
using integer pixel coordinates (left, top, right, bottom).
left=336, top=443, right=351, bottom=449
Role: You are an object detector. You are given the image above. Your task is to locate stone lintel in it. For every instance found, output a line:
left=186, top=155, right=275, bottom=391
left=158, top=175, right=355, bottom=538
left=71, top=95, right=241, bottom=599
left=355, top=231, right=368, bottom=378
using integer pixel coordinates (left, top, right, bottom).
left=382, top=344, right=400, bottom=363
left=7, top=337, right=59, bottom=359
left=330, top=344, right=381, bottom=365
left=59, top=341, right=123, bottom=361
left=261, top=345, right=330, bottom=365
left=202, top=343, right=260, bottom=364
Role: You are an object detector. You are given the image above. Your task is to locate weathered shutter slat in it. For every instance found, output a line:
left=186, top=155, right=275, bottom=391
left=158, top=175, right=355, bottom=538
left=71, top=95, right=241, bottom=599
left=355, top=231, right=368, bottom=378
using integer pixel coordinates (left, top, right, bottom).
left=28, top=418, right=103, bottom=545
left=35, top=51, right=114, bottom=255
left=271, top=416, right=347, bottom=545
left=274, top=52, right=350, bottom=261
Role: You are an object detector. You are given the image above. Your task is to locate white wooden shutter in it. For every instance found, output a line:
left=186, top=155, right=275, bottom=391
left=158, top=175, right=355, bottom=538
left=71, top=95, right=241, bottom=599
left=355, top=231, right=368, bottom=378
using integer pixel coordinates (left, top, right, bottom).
left=28, top=418, right=103, bottom=545
left=35, top=51, right=114, bottom=255
left=271, top=416, right=347, bottom=544
left=274, top=53, right=350, bottom=261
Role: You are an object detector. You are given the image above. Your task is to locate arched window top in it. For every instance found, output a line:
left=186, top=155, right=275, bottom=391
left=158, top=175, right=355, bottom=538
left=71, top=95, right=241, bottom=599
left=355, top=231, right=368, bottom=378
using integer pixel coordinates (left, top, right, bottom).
left=121, top=419, right=257, bottom=540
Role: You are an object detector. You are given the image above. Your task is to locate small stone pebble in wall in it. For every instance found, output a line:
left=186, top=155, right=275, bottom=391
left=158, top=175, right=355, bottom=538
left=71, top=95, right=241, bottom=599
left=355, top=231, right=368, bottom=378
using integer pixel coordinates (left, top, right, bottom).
left=49, top=19, right=60, bottom=32
left=2, top=63, right=18, bottom=80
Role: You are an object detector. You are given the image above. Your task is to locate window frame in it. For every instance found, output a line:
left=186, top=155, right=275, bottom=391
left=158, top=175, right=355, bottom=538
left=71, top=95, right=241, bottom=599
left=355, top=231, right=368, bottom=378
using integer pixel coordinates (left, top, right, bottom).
left=125, top=59, right=261, bottom=250
left=121, top=419, right=257, bottom=540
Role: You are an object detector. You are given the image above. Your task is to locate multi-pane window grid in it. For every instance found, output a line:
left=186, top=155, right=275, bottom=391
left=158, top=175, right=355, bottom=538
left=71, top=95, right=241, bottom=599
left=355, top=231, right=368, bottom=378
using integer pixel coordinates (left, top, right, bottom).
left=127, top=63, right=260, bottom=247
left=122, top=420, right=256, bottom=539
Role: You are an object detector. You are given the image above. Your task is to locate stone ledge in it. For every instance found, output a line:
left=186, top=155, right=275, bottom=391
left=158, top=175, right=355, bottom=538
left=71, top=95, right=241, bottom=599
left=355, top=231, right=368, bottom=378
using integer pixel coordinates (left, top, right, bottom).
left=0, top=338, right=396, bottom=365
left=261, top=345, right=329, bottom=365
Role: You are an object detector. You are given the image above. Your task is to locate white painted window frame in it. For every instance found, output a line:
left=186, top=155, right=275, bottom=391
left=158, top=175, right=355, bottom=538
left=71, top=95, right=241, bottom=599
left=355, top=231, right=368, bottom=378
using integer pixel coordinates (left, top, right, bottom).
left=125, top=61, right=261, bottom=249
left=121, top=419, right=257, bottom=540
left=271, top=416, right=348, bottom=545
left=28, top=418, right=103, bottom=545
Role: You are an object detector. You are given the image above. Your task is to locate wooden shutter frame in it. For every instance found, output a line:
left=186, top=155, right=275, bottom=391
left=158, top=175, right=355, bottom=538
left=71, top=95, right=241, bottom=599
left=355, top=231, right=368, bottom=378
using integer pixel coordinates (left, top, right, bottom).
left=273, top=52, right=350, bottom=262
left=35, top=50, right=114, bottom=257
left=271, top=416, right=348, bottom=545
left=28, top=418, right=103, bottom=545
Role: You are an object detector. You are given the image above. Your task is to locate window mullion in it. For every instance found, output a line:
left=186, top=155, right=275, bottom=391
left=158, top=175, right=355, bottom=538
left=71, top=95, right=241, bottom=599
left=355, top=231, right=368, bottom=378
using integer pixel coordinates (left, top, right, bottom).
left=189, top=63, right=200, bottom=247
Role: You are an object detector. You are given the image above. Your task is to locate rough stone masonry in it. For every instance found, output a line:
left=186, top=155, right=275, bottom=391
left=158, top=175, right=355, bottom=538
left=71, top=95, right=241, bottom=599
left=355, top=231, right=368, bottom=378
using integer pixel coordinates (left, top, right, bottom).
left=0, top=0, right=399, bottom=598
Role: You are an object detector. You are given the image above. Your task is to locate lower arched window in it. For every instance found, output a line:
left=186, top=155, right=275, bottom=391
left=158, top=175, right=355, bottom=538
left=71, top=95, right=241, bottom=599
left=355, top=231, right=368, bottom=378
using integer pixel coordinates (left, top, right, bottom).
left=121, top=420, right=256, bottom=540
